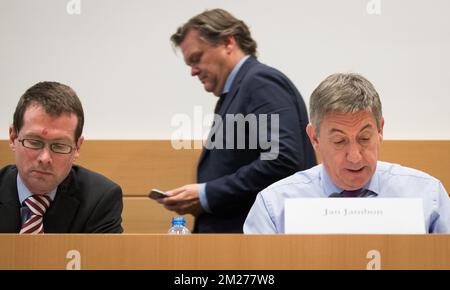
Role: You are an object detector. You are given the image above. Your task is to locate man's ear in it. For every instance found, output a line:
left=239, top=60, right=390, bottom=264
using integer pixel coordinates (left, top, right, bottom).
left=9, top=126, right=16, bottom=151
left=73, top=136, right=84, bottom=160
left=378, top=117, right=384, bottom=142
left=306, top=123, right=319, bottom=150
left=224, top=35, right=237, bottom=53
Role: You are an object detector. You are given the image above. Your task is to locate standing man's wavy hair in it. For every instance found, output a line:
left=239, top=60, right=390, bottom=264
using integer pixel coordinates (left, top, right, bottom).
left=170, top=8, right=258, bottom=57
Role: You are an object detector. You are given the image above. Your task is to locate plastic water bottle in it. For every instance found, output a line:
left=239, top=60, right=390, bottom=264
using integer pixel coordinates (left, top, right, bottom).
left=168, top=216, right=191, bottom=234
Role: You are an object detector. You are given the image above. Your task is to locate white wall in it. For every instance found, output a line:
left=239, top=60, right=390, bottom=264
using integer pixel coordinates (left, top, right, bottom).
left=1, top=0, right=449, bottom=140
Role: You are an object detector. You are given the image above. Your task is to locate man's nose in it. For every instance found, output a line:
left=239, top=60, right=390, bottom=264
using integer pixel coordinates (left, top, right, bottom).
left=191, top=66, right=200, bottom=76
left=37, top=146, right=53, bottom=165
left=347, top=141, right=362, bottom=163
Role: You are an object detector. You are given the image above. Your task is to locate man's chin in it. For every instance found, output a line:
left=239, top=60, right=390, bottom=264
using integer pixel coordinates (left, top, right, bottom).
left=28, top=179, right=57, bottom=194
left=343, top=179, right=370, bottom=190
left=29, top=188, right=53, bottom=195
left=203, top=86, right=214, bottom=93
left=337, top=174, right=368, bottom=189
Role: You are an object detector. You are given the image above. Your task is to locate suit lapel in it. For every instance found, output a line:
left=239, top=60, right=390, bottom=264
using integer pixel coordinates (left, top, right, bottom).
left=216, top=57, right=257, bottom=116
left=197, top=57, right=258, bottom=169
left=0, top=167, right=22, bottom=233
left=44, top=169, right=80, bottom=233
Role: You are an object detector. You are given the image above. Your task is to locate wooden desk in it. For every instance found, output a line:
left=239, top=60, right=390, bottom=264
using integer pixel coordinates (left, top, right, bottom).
left=1, top=234, right=449, bottom=270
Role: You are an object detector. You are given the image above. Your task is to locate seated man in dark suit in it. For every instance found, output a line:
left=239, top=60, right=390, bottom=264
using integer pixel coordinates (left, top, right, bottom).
left=0, top=81, right=123, bottom=233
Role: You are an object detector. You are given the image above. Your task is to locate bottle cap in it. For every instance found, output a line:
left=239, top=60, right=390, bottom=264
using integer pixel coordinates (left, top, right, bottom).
left=172, top=216, right=186, bottom=226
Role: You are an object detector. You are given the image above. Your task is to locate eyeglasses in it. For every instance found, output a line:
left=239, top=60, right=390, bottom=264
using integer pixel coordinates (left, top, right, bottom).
left=17, top=138, right=75, bottom=154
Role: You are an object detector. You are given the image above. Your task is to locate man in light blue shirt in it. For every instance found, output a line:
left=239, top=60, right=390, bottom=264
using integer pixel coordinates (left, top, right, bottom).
left=244, top=73, right=450, bottom=234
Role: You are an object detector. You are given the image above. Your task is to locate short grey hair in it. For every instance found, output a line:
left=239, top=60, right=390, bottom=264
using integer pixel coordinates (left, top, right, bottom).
left=309, top=73, right=382, bottom=134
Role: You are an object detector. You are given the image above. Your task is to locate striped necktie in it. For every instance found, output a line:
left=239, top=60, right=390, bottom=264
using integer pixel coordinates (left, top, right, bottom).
left=20, top=194, right=51, bottom=234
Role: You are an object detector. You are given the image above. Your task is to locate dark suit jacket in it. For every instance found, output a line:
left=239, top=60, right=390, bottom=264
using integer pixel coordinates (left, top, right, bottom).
left=0, top=165, right=123, bottom=233
left=196, top=56, right=317, bottom=233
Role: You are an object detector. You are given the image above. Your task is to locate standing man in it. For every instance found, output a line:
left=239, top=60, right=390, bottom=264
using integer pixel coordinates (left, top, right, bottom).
left=158, top=9, right=316, bottom=233
left=0, top=81, right=123, bottom=233
left=244, top=73, right=450, bottom=234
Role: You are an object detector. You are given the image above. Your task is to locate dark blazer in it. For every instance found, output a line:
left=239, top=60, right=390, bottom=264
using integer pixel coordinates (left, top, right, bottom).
left=195, top=57, right=317, bottom=233
left=0, top=165, right=123, bottom=233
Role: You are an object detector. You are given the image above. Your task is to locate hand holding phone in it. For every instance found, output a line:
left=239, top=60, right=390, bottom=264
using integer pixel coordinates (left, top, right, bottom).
left=148, top=188, right=167, bottom=200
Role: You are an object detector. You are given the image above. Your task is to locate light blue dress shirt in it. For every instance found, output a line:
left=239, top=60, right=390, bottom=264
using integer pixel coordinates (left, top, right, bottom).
left=199, top=55, right=251, bottom=213
left=18, top=174, right=57, bottom=224
left=244, top=161, right=450, bottom=234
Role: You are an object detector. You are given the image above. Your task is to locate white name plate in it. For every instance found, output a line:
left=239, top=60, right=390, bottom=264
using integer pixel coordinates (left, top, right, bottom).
left=285, top=198, right=426, bottom=234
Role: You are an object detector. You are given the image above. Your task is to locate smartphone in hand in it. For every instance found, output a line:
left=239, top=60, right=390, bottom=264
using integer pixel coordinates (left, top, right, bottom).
left=148, top=189, right=167, bottom=200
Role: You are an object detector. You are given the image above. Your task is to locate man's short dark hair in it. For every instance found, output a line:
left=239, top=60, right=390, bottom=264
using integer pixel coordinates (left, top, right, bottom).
left=13, top=81, right=84, bottom=141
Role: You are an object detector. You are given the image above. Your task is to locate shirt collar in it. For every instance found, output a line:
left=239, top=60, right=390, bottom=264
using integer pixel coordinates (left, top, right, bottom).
left=17, top=174, right=57, bottom=205
left=222, top=55, right=250, bottom=94
left=320, top=164, right=379, bottom=197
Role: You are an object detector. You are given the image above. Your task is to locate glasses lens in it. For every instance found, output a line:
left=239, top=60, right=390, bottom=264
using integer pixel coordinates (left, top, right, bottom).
left=23, top=139, right=44, bottom=149
left=51, top=143, right=72, bottom=154
left=20, top=139, right=73, bottom=154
